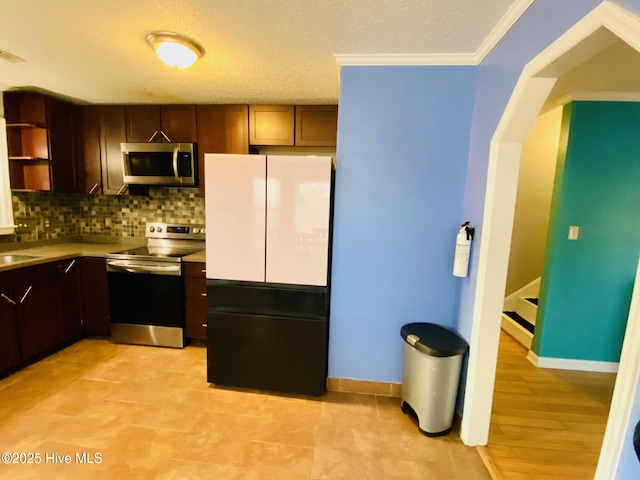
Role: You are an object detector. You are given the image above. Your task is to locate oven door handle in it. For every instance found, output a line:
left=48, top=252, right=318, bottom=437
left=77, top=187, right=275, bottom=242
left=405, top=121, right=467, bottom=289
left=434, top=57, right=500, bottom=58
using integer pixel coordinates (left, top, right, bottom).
left=107, top=262, right=181, bottom=276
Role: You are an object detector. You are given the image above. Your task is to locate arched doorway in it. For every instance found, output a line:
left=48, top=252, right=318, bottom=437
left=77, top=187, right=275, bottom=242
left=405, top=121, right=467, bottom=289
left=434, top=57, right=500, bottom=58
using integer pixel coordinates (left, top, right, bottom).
left=460, top=2, right=640, bottom=478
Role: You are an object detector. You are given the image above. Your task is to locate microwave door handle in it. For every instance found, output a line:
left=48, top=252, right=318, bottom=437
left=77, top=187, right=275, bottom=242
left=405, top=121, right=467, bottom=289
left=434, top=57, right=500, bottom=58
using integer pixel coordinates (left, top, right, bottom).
left=172, top=146, right=181, bottom=183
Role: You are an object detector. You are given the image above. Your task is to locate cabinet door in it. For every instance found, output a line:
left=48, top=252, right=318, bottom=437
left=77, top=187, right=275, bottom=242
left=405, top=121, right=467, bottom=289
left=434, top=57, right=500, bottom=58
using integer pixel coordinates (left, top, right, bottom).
left=249, top=105, right=294, bottom=146
left=196, top=105, right=249, bottom=196
left=125, top=105, right=161, bottom=143
left=76, top=106, right=103, bottom=194
left=80, top=257, right=111, bottom=336
left=47, top=97, right=77, bottom=193
left=184, top=263, right=207, bottom=341
left=57, top=259, right=83, bottom=342
left=17, top=281, right=62, bottom=361
left=0, top=291, right=21, bottom=373
left=266, top=155, right=332, bottom=286
left=205, top=154, right=266, bottom=282
left=100, top=105, right=127, bottom=195
left=295, top=105, right=338, bottom=147
left=161, top=105, right=197, bottom=142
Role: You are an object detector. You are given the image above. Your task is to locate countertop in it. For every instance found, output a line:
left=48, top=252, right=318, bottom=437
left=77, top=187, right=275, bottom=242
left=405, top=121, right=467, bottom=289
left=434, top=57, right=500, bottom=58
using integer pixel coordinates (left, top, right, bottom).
left=0, top=236, right=206, bottom=272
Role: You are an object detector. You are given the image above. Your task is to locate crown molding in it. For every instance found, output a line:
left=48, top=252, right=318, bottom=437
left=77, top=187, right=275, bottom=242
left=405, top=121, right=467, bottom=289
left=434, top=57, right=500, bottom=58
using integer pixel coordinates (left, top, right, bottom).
left=336, top=0, right=536, bottom=72
left=474, top=0, right=536, bottom=63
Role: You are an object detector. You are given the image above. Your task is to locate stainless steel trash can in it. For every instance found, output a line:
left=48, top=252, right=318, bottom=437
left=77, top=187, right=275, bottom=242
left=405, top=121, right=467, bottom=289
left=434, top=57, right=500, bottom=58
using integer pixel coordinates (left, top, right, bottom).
left=400, top=322, right=468, bottom=436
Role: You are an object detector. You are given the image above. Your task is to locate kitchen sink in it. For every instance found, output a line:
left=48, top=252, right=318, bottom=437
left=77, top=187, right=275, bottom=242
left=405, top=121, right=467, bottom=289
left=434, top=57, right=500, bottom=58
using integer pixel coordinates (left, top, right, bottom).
left=0, top=254, right=41, bottom=265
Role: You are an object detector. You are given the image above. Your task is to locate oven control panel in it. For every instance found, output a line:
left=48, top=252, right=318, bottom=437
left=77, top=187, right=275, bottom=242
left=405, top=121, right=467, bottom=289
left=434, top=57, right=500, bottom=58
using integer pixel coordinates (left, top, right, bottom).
left=146, top=223, right=206, bottom=240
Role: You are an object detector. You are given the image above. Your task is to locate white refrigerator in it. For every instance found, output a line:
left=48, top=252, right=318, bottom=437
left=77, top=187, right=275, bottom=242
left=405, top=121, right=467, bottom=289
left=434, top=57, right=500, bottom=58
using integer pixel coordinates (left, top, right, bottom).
left=204, top=153, right=333, bottom=395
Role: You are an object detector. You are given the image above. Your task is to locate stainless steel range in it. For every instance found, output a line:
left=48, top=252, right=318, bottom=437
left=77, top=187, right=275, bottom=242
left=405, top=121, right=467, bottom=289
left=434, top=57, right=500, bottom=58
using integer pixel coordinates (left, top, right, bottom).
left=106, top=222, right=205, bottom=348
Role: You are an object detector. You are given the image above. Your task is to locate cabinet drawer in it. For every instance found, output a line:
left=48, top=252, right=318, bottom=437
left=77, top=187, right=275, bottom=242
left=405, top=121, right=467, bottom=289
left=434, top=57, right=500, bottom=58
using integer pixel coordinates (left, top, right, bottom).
left=184, top=262, right=206, bottom=278
left=207, top=312, right=326, bottom=395
left=185, top=307, right=207, bottom=340
left=185, top=276, right=206, bottom=302
left=207, top=281, right=327, bottom=319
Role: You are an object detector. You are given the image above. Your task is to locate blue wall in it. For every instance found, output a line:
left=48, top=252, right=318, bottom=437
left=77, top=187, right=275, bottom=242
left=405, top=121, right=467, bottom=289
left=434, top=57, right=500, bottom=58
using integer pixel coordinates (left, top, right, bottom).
left=330, top=66, right=476, bottom=382
left=534, top=102, right=640, bottom=362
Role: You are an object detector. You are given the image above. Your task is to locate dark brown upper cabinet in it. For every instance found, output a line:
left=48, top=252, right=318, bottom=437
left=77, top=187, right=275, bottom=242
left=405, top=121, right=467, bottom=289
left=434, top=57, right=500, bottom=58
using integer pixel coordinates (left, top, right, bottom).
left=3, top=91, right=76, bottom=193
left=295, top=105, right=338, bottom=147
left=125, top=105, right=197, bottom=143
left=99, top=105, right=128, bottom=195
left=249, top=104, right=338, bottom=147
left=249, top=105, right=295, bottom=146
left=196, top=105, right=249, bottom=196
left=75, top=105, right=103, bottom=194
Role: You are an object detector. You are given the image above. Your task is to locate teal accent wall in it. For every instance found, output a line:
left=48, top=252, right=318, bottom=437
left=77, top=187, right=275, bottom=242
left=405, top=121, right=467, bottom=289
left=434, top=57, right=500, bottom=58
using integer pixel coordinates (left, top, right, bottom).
left=532, top=101, right=640, bottom=362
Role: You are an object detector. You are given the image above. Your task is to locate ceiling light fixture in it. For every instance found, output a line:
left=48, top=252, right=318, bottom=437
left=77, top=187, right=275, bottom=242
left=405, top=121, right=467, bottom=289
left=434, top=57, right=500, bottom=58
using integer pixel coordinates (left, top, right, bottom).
left=145, top=31, right=204, bottom=69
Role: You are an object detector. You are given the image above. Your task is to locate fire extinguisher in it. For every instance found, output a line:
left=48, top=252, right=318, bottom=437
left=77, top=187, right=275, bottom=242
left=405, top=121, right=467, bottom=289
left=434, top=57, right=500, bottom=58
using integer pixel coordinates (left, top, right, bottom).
left=453, top=221, right=474, bottom=278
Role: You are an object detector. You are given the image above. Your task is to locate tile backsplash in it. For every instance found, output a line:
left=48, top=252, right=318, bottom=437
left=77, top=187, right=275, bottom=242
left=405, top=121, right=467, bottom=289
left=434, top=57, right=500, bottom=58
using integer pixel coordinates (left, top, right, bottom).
left=4, top=188, right=205, bottom=243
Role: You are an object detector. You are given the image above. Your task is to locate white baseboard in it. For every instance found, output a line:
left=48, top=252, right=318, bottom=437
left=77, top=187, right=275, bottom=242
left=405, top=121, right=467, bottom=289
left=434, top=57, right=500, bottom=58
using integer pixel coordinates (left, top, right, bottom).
left=527, top=350, right=619, bottom=373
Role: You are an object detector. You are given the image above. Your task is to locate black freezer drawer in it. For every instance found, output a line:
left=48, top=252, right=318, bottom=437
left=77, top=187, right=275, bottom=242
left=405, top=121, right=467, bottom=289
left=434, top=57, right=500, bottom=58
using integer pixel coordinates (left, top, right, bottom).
left=207, top=280, right=327, bottom=319
left=207, top=312, right=327, bottom=396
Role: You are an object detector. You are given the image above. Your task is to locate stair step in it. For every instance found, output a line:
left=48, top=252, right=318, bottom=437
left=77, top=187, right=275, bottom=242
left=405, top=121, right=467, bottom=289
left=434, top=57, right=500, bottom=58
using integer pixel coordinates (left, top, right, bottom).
left=501, top=312, right=533, bottom=349
left=525, top=297, right=539, bottom=306
left=516, top=296, right=538, bottom=325
left=504, top=311, right=535, bottom=334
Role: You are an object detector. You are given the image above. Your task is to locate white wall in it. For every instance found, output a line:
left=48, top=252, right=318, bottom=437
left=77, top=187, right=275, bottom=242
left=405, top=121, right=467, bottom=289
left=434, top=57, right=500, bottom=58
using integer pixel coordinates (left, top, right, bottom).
left=504, top=106, right=562, bottom=295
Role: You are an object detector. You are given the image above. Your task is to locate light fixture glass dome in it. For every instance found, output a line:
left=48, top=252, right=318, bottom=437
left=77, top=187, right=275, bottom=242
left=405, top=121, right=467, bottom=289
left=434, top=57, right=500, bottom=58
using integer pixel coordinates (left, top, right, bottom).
left=146, top=31, right=204, bottom=69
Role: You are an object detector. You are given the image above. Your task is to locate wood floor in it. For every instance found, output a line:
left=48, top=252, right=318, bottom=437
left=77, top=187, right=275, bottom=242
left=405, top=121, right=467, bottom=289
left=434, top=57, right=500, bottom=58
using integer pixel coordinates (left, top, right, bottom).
left=485, top=331, right=617, bottom=480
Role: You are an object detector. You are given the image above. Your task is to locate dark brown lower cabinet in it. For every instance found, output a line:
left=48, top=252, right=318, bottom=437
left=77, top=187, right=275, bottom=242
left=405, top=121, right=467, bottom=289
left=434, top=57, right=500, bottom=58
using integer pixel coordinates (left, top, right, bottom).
left=0, top=259, right=85, bottom=375
left=0, top=263, right=63, bottom=363
left=184, top=262, right=207, bottom=341
left=79, top=257, right=111, bottom=336
left=0, top=295, right=21, bottom=374
left=57, top=258, right=83, bottom=342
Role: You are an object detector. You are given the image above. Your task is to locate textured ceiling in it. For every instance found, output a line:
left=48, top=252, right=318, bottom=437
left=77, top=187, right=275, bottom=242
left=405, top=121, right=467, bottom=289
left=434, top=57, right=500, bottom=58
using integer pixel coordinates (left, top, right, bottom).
left=0, top=0, right=519, bottom=105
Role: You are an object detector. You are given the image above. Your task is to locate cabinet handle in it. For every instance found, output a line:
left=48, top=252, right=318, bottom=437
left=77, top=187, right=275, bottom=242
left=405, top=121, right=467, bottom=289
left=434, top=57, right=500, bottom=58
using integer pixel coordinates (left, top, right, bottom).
left=117, top=184, right=128, bottom=195
left=148, top=130, right=160, bottom=143
left=1, top=293, right=16, bottom=305
left=201, top=269, right=206, bottom=273
left=160, top=130, right=172, bottom=142
left=202, top=324, right=208, bottom=328
left=19, top=286, right=33, bottom=303
left=88, top=182, right=101, bottom=194
left=64, top=259, right=76, bottom=274
left=201, top=293, right=207, bottom=297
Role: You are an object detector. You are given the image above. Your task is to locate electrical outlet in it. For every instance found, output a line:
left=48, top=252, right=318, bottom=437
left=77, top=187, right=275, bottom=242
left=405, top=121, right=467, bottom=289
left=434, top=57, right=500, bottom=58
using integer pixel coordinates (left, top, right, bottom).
left=15, top=217, right=38, bottom=234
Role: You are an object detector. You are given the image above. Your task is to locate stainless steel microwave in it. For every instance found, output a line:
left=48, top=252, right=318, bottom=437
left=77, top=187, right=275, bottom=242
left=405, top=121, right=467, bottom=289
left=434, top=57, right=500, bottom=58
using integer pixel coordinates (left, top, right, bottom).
left=121, top=143, right=197, bottom=186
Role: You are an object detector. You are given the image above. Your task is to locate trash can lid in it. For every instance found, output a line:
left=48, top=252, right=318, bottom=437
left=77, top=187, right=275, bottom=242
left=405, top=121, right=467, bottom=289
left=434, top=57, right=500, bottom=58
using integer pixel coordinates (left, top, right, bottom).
left=401, top=322, right=468, bottom=357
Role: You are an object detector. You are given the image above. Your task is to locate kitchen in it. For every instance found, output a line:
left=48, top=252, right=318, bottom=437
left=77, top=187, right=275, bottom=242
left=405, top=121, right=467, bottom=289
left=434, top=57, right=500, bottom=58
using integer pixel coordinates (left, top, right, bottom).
left=0, top=39, right=475, bottom=476
left=0, top=76, right=493, bottom=479
left=3, top=0, right=604, bottom=478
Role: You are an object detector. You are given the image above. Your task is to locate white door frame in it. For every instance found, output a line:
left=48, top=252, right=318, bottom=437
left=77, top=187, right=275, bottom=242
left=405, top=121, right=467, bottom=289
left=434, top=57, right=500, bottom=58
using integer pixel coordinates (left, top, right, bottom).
left=460, top=2, right=640, bottom=478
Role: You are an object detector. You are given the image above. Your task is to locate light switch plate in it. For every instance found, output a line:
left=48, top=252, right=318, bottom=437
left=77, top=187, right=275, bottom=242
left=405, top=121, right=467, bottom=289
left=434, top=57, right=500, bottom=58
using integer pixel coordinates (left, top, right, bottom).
left=568, top=225, right=580, bottom=240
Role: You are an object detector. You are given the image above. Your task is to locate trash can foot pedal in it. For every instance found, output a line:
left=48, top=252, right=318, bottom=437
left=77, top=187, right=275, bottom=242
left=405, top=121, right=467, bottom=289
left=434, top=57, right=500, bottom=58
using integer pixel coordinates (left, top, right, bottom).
left=401, top=400, right=451, bottom=437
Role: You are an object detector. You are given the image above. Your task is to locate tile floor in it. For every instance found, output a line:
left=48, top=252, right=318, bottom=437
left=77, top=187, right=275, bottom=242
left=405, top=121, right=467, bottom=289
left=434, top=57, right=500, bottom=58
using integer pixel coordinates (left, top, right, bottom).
left=0, top=339, right=490, bottom=479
